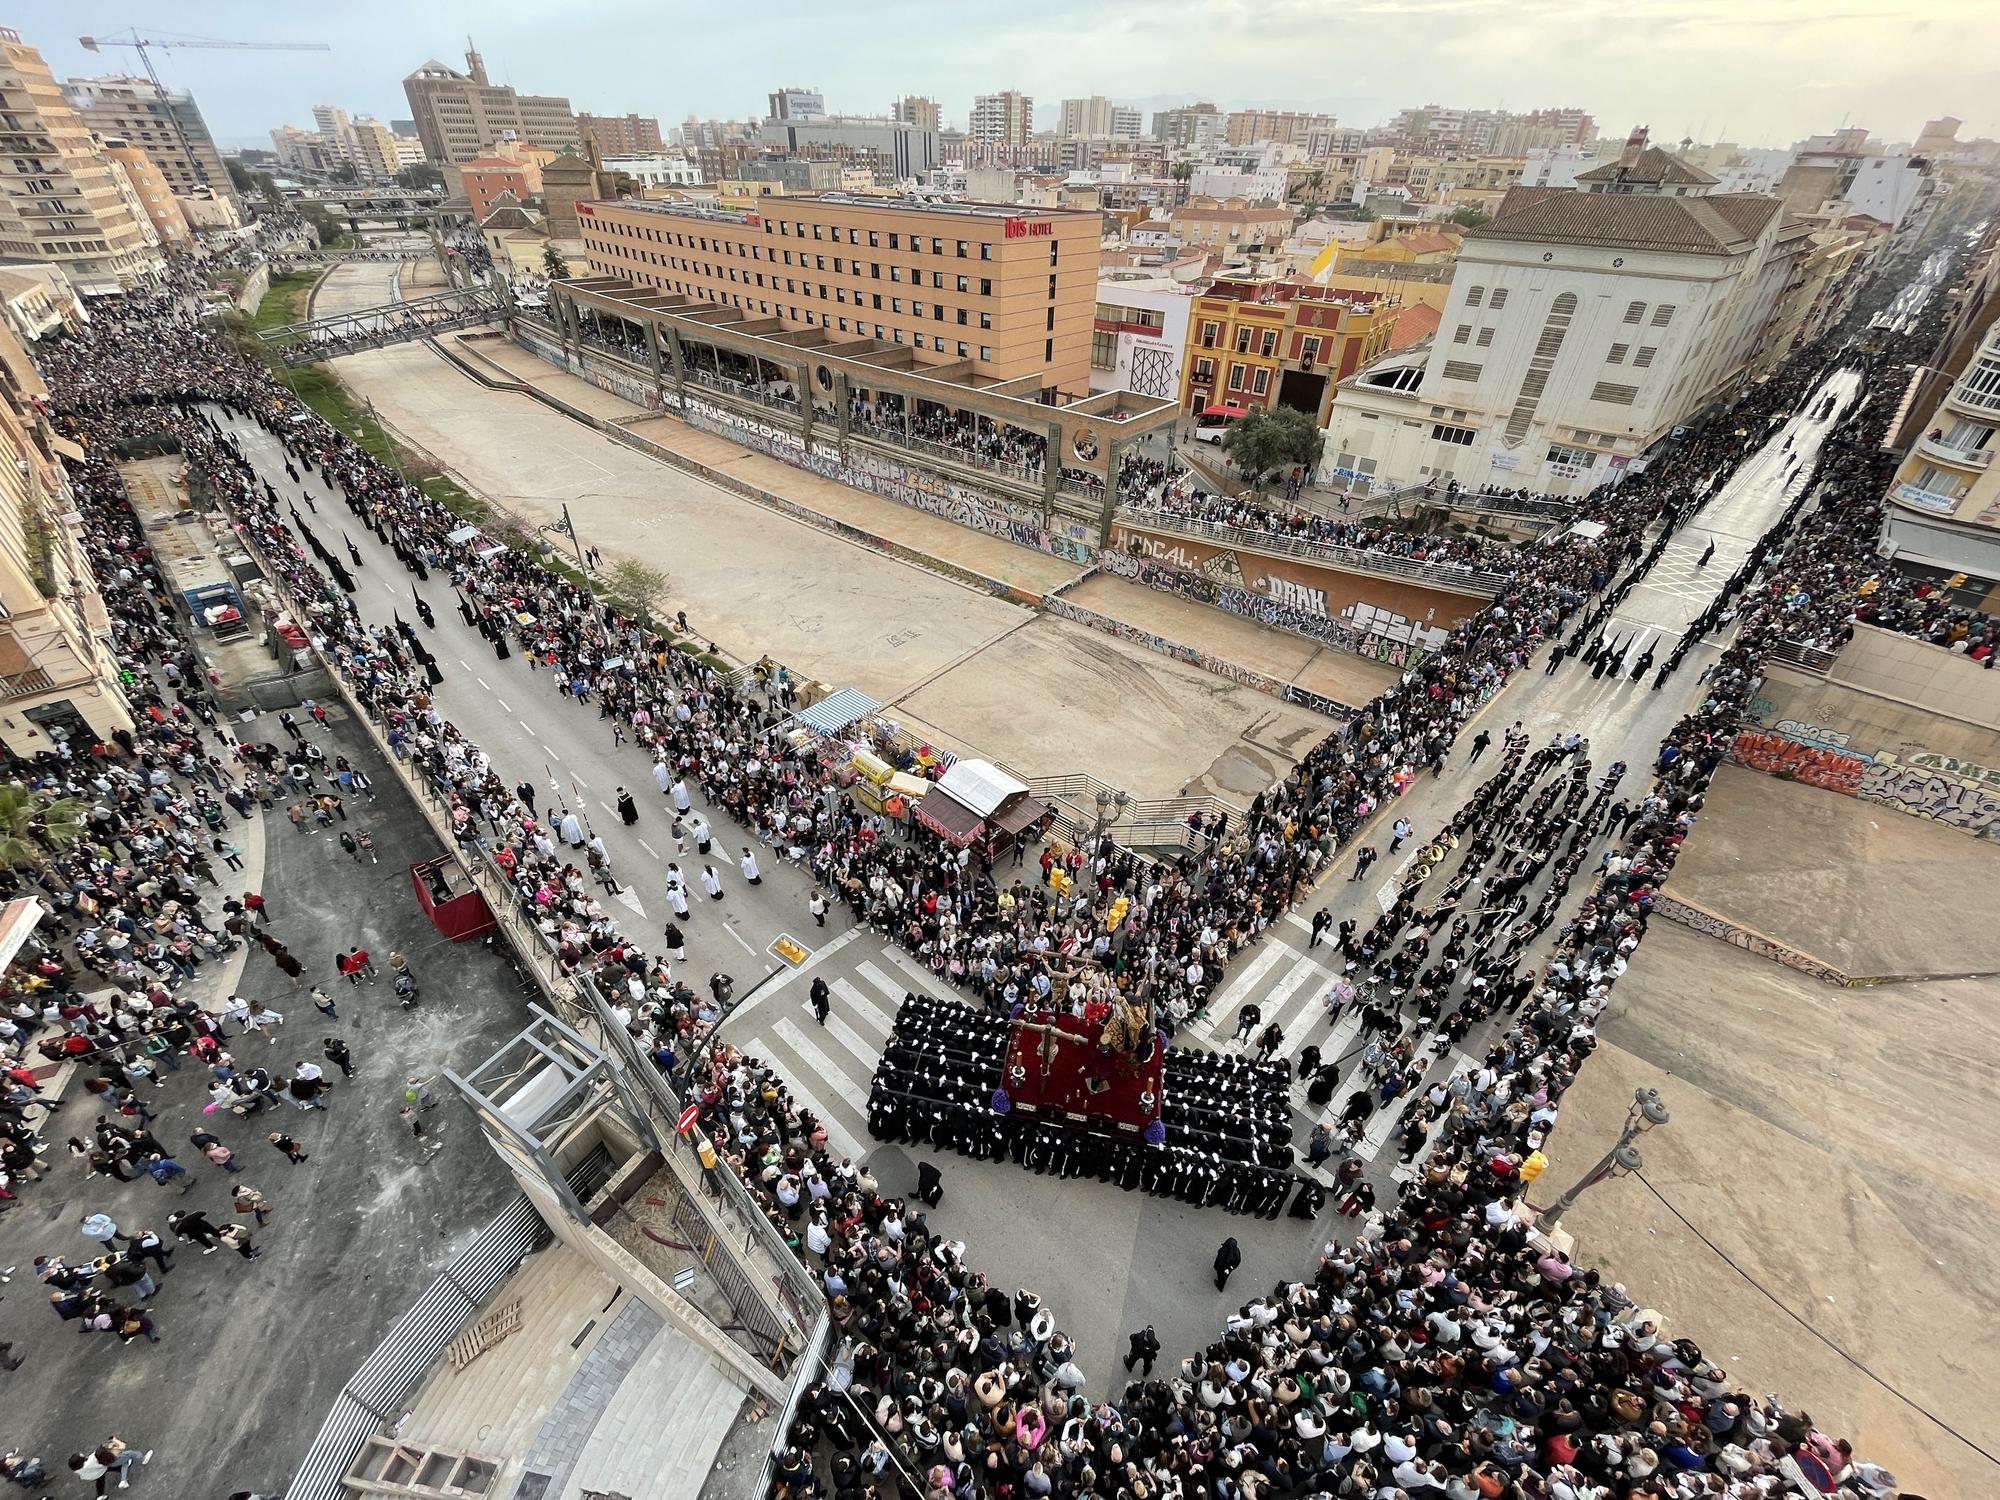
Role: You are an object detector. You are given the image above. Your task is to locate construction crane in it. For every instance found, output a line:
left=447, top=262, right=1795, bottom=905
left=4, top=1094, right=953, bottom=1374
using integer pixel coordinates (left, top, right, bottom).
left=78, top=30, right=330, bottom=193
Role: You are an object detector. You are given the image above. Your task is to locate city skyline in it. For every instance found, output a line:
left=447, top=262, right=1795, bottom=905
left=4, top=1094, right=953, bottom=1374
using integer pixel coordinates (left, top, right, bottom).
left=13, top=0, right=1996, bottom=152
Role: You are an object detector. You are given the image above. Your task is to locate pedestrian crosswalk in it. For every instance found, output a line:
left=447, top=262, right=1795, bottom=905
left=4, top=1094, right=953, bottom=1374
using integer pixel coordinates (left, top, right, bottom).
left=734, top=947, right=961, bottom=1159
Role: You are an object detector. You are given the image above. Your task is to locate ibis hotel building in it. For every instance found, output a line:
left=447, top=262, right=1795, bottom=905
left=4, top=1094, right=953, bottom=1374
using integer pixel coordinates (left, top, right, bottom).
left=573, top=193, right=1101, bottom=391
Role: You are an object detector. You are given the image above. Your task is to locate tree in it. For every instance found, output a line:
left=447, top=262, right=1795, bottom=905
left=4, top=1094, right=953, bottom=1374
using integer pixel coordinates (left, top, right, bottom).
left=225, top=159, right=256, bottom=195
left=396, top=163, right=445, bottom=192
left=252, top=171, right=281, bottom=204
left=299, top=202, right=344, bottom=246
left=0, top=784, right=85, bottom=870
left=1445, top=205, right=1490, bottom=230
left=330, top=162, right=358, bottom=184
left=599, top=558, right=668, bottom=623
left=542, top=243, right=571, bottom=280
left=1290, top=169, right=1326, bottom=204
left=1220, top=405, right=1324, bottom=489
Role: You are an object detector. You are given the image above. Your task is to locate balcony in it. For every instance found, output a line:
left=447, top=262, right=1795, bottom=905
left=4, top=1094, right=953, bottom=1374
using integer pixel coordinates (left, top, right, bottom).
left=0, top=666, right=54, bottom=701
left=1915, top=433, right=1994, bottom=472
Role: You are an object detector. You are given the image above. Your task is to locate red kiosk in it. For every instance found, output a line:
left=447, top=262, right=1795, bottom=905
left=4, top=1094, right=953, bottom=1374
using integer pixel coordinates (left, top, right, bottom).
left=409, top=856, right=498, bottom=943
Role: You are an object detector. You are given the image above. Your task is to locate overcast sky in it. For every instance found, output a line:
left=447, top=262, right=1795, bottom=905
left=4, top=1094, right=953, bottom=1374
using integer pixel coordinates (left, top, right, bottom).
left=22, top=0, right=1999, bottom=151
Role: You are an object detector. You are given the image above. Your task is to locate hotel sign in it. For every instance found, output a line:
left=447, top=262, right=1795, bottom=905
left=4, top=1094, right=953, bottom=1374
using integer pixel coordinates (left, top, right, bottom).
left=1004, top=218, right=1053, bottom=238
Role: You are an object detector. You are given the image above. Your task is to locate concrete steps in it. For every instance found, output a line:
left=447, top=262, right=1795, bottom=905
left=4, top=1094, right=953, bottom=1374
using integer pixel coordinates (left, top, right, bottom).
left=561, top=1328, right=747, bottom=1500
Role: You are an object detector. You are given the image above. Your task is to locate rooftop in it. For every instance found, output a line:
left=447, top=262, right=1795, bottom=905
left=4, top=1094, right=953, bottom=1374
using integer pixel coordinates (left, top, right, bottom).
left=1470, top=189, right=1785, bottom=256
left=586, top=193, right=1094, bottom=225
left=1575, top=146, right=1720, bottom=188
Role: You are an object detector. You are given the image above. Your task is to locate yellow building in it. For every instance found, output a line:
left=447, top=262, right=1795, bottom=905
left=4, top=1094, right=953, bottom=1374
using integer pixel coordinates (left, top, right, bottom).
left=1179, top=274, right=1398, bottom=421
left=0, top=321, right=132, bottom=756
left=1881, top=314, right=2000, bottom=574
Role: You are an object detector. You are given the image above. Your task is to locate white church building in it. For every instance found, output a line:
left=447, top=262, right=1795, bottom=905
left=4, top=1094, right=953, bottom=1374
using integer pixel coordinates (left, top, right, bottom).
left=1322, top=137, right=1813, bottom=499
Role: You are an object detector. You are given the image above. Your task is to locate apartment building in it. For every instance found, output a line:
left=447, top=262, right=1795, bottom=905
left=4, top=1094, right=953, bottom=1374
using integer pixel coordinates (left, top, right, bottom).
left=103, top=141, right=190, bottom=250
left=402, top=45, right=578, bottom=164
left=1882, top=315, right=2000, bottom=576
left=1224, top=110, right=1336, bottom=148
left=767, top=88, right=825, bottom=122
left=1091, top=275, right=1195, bottom=400
left=0, top=30, right=163, bottom=293
left=575, top=193, right=1100, bottom=388
left=0, top=319, right=132, bottom=756
left=1168, top=196, right=1294, bottom=254
left=352, top=116, right=414, bottom=179
left=1152, top=104, right=1224, bottom=152
left=892, top=96, right=941, bottom=133
left=65, top=73, right=234, bottom=202
left=969, top=92, right=1033, bottom=147
left=312, top=104, right=357, bottom=162
left=577, top=112, right=664, bottom=156
left=1059, top=97, right=1141, bottom=141
left=1180, top=274, right=1397, bottom=423
left=757, top=115, right=941, bottom=181
left=1324, top=146, right=1811, bottom=497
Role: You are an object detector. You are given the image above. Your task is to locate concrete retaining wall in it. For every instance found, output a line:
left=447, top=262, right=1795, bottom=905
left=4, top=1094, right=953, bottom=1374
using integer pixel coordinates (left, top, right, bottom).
left=1737, top=652, right=2000, bottom=842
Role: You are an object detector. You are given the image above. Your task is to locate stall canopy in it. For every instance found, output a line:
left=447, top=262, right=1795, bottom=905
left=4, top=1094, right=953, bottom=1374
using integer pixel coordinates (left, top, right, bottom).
left=935, top=760, right=1028, bottom=817
left=793, top=687, right=882, bottom=738
left=913, top=786, right=986, bottom=847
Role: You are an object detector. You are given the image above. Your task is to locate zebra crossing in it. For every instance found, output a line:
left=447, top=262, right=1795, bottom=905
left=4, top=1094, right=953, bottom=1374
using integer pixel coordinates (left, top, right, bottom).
left=733, top=950, right=962, bottom=1159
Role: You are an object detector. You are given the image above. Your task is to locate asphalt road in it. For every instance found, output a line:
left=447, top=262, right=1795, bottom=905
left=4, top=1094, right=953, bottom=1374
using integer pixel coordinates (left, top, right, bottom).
left=212, top=341, right=1860, bottom=1388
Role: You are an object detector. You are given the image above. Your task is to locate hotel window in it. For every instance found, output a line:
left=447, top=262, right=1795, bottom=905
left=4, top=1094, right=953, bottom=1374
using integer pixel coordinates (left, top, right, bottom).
left=932, top=237, right=943, bottom=254
left=957, top=275, right=969, bottom=292
left=892, top=298, right=903, bottom=313
left=981, top=345, right=993, bottom=361
left=980, top=243, right=993, bottom=260
left=958, top=341, right=969, bottom=356
left=890, top=266, right=901, bottom=282
left=914, top=302, right=925, bottom=317
left=984, top=278, right=994, bottom=296
left=869, top=231, right=879, bottom=246
left=958, top=308, right=968, bottom=325
left=889, top=233, right=899, bottom=249
left=956, top=240, right=968, bottom=256
left=980, top=312, right=992, bottom=329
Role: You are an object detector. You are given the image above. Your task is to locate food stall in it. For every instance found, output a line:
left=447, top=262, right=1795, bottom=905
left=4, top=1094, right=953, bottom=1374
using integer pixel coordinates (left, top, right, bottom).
left=912, top=759, right=1052, bottom=862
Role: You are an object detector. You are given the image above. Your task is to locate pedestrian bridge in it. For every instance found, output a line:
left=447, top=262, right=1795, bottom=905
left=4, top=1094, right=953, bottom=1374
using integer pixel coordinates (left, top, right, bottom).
left=257, top=287, right=503, bottom=367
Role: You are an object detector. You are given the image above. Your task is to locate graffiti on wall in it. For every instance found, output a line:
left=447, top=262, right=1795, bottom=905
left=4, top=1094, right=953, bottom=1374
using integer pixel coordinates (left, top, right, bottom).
left=1730, top=725, right=2000, bottom=840
left=1651, top=893, right=1850, bottom=986
left=524, top=338, right=1098, bottom=568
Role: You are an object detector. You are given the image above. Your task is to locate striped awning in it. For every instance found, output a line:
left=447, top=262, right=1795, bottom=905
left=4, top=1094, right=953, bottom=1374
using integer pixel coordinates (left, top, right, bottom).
left=793, top=687, right=881, bottom=737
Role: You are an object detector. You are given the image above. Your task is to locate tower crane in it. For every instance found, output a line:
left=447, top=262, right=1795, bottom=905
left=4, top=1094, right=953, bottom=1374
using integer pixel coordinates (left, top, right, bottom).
left=78, top=30, right=331, bottom=192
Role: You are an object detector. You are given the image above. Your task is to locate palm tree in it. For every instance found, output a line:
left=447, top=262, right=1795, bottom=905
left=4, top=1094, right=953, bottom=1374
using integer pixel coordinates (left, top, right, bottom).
left=0, top=784, right=85, bottom=870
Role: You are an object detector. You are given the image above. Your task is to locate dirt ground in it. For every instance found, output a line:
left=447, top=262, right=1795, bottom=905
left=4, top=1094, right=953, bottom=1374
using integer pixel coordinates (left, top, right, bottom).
left=889, top=614, right=1331, bottom=800
left=1541, top=770, right=2000, bottom=1500
left=319, top=265, right=1319, bottom=799
left=1671, top=765, right=2000, bottom=977
left=1061, top=571, right=1401, bottom=709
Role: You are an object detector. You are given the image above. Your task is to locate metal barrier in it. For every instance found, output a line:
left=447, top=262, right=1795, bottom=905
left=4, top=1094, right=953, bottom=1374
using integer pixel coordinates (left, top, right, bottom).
left=1767, top=638, right=1841, bottom=675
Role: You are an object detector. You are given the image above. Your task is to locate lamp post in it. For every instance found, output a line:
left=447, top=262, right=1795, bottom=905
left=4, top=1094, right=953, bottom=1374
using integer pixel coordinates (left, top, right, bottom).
left=1534, top=1087, right=1668, bottom=1232
left=1092, top=787, right=1131, bottom=843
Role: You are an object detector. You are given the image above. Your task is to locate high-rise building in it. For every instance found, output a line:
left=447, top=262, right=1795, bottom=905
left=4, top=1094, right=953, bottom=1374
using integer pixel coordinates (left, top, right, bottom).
left=577, top=112, right=664, bottom=157
left=767, top=87, right=825, bottom=122
left=1059, top=97, right=1115, bottom=139
left=892, top=95, right=941, bottom=134
left=402, top=44, right=578, bottom=164
left=0, top=31, right=164, bottom=292
left=0, top=318, right=134, bottom=756
left=102, top=141, right=190, bottom=249
left=63, top=73, right=234, bottom=202
left=1224, top=109, right=1337, bottom=148
left=311, top=104, right=357, bottom=162
left=1110, top=106, right=1143, bottom=140
left=351, top=116, right=408, bottom=179
left=969, top=91, right=1033, bottom=147
left=1913, top=117, right=1962, bottom=158
left=271, top=125, right=339, bottom=175
left=1151, top=103, right=1224, bottom=151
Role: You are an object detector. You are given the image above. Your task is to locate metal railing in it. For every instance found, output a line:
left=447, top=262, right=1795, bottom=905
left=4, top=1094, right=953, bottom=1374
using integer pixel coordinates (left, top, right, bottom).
left=851, top=423, right=1047, bottom=485
left=685, top=367, right=800, bottom=411
left=1767, top=638, right=1841, bottom=675
left=1114, top=509, right=1513, bottom=594
left=0, top=665, right=55, bottom=700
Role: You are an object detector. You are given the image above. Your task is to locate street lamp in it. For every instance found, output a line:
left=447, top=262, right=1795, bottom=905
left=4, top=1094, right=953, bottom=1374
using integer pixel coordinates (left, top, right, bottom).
left=1534, top=1087, right=1668, bottom=1231
left=1092, top=787, right=1131, bottom=842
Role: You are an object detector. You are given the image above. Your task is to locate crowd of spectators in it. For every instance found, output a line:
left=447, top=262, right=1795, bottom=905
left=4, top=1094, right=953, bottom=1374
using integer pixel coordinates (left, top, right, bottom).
left=15, top=229, right=1942, bottom=1500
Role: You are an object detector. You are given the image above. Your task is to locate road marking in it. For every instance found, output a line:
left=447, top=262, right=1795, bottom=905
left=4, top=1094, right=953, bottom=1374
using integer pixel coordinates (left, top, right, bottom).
left=457, top=658, right=470, bottom=670
left=495, top=697, right=511, bottom=712
left=882, top=946, right=961, bottom=1001
left=637, top=838, right=659, bottom=860
left=772, top=1018, right=872, bottom=1118
left=830, top=979, right=895, bottom=1042
left=855, top=960, right=909, bottom=1007
left=711, top=927, right=862, bottom=1033
left=476, top=676, right=490, bottom=690
left=544, top=746, right=561, bottom=762
left=1192, top=943, right=1292, bottom=1041
left=723, top=923, right=756, bottom=955
left=519, top=720, right=535, bottom=735
left=599, top=799, right=615, bottom=816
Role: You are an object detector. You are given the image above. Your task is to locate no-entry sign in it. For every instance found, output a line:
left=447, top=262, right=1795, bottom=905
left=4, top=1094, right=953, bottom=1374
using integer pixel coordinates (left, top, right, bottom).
left=677, top=1103, right=699, bottom=1134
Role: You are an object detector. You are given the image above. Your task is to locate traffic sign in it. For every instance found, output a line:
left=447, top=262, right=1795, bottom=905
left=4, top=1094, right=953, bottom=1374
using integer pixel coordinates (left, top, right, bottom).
left=769, top=933, right=810, bottom=967
left=672, top=1268, right=697, bottom=1294
left=676, top=1103, right=699, bottom=1134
